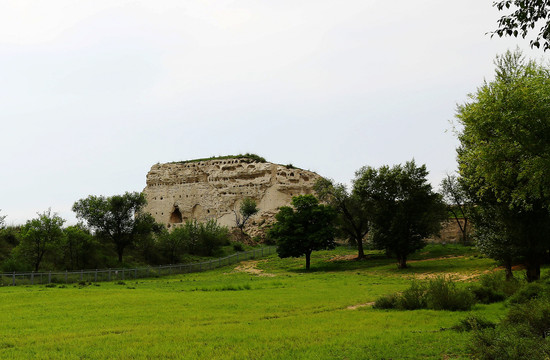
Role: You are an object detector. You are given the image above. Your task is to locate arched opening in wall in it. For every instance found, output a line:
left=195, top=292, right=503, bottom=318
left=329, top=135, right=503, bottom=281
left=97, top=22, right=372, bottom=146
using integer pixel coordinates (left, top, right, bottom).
left=170, top=206, right=183, bottom=223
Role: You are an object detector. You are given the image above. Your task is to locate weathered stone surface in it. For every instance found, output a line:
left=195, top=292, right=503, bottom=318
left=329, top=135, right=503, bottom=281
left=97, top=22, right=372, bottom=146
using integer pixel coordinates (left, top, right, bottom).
left=142, top=158, right=321, bottom=235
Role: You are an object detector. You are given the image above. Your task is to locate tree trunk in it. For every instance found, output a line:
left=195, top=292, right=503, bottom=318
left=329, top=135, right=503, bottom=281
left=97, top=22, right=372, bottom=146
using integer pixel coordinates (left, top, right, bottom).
left=305, top=251, right=311, bottom=270
left=504, top=260, right=514, bottom=281
left=525, top=261, right=540, bottom=282
left=462, top=219, right=468, bottom=245
left=117, top=249, right=123, bottom=263
left=397, top=255, right=407, bottom=269
left=356, top=236, right=365, bottom=259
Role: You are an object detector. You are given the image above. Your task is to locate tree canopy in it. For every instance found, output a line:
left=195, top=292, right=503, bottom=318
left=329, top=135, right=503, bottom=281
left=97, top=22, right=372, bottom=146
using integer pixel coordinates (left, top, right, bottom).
left=17, top=209, right=65, bottom=271
left=354, top=161, right=446, bottom=269
left=269, top=195, right=336, bottom=270
left=72, top=192, right=160, bottom=263
left=315, top=178, right=370, bottom=259
left=456, top=49, right=550, bottom=281
left=492, top=1, right=550, bottom=50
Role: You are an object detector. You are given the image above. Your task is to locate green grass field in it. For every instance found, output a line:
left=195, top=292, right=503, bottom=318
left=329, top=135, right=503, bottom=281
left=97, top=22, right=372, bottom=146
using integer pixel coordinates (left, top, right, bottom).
left=0, top=245, right=514, bottom=359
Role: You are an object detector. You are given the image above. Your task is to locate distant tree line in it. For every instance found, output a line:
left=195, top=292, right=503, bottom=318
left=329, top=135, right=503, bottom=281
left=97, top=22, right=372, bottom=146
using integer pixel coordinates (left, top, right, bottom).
left=0, top=193, right=232, bottom=273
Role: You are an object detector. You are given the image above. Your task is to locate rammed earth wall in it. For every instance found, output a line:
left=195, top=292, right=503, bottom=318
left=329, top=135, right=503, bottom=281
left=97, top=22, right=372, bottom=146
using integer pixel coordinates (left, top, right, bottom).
left=142, top=158, right=321, bottom=232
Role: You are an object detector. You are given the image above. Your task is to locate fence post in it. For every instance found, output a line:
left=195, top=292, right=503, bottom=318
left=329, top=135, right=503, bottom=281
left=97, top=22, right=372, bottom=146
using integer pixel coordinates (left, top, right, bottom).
left=48, top=271, right=51, bottom=284
left=122, top=269, right=125, bottom=281
left=95, top=270, right=98, bottom=282
left=80, top=270, right=83, bottom=281
left=31, top=271, right=34, bottom=285
left=135, top=269, right=137, bottom=279
left=66, top=270, right=68, bottom=283
left=262, top=248, right=264, bottom=256
left=108, top=269, right=111, bottom=282
left=12, top=271, right=15, bottom=286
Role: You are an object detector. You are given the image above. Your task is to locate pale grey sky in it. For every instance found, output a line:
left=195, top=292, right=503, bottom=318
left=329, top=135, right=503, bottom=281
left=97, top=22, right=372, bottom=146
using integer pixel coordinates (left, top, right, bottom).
left=0, top=0, right=544, bottom=224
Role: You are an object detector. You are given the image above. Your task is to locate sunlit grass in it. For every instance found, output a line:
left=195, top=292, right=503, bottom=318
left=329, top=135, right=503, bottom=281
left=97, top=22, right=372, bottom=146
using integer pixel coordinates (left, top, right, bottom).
left=0, top=245, right=516, bottom=359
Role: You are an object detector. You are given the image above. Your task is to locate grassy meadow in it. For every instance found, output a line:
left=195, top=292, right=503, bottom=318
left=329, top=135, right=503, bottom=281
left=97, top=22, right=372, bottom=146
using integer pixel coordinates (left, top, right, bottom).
left=0, top=245, right=519, bottom=359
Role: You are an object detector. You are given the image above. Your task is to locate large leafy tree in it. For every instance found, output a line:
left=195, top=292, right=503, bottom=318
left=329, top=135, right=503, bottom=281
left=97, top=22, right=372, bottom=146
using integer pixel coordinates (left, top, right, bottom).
left=315, top=178, right=370, bottom=259
left=456, top=50, right=550, bottom=281
left=269, top=195, right=336, bottom=270
left=17, top=209, right=65, bottom=271
left=492, top=1, right=550, bottom=50
left=73, top=192, right=159, bottom=263
left=354, top=161, right=446, bottom=269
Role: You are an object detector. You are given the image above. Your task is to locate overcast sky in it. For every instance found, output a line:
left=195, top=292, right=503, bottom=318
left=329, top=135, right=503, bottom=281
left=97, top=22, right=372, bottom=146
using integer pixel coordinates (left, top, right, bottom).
left=0, top=0, right=545, bottom=225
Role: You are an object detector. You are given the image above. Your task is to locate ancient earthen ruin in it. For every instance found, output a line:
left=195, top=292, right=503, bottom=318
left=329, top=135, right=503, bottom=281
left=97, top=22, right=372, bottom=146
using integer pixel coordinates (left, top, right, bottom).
left=142, top=157, right=321, bottom=235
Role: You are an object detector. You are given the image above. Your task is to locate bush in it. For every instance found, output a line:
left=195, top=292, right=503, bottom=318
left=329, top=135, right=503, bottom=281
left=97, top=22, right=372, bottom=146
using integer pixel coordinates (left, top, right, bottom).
left=508, top=282, right=546, bottom=304
left=468, top=293, right=550, bottom=360
left=425, top=276, right=475, bottom=311
left=505, top=298, right=550, bottom=338
left=472, top=286, right=506, bottom=304
left=232, top=242, right=244, bottom=252
left=373, top=293, right=400, bottom=309
left=398, top=281, right=426, bottom=310
left=469, top=325, right=550, bottom=360
left=373, top=276, right=475, bottom=311
left=452, top=315, right=496, bottom=332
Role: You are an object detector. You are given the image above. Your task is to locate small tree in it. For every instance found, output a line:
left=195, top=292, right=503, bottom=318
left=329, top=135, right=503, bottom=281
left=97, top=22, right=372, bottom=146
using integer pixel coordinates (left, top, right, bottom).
left=269, top=195, right=337, bottom=270
left=354, top=161, right=447, bottom=269
left=315, top=178, right=370, bottom=259
left=62, top=224, right=98, bottom=270
left=439, top=173, right=472, bottom=244
left=234, top=198, right=259, bottom=234
left=17, top=209, right=65, bottom=271
left=162, top=219, right=229, bottom=259
left=0, top=210, right=5, bottom=229
left=73, top=192, right=160, bottom=263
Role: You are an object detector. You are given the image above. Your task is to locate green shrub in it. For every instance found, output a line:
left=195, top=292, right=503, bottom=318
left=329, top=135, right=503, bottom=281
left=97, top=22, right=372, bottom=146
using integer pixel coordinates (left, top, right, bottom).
left=232, top=242, right=244, bottom=252
left=452, top=315, right=496, bottom=332
left=508, top=282, right=545, bottom=304
left=469, top=324, right=550, bottom=360
left=374, top=277, right=475, bottom=311
left=425, top=276, right=475, bottom=311
left=373, top=293, right=400, bottom=309
left=472, top=286, right=506, bottom=304
left=398, top=281, right=426, bottom=310
left=468, top=296, right=550, bottom=359
left=505, top=298, right=550, bottom=338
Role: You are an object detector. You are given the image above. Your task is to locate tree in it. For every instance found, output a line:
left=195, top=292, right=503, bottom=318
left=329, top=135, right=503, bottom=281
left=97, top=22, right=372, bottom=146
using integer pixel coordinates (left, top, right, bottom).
left=0, top=210, right=5, bottom=229
left=269, top=195, right=336, bottom=270
left=72, top=192, right=159, bottom=263
left=492, top=1, right=550, bottom=50
left=315, top=178, right=370, bottom=259
left=456, top=50, right=550, bottom=281
left=354, top=161, right=446, bottom=269
left=160, top=219, right=229, bottom=260
left=439, top=173, right=472, bottom=244
left=234, top=198, right=259, bottom=234
left=17, top=209, right=65, bottom=271
left=471, top=203, right=523, bottom=280
left=62, top=224, right=99, bottom=270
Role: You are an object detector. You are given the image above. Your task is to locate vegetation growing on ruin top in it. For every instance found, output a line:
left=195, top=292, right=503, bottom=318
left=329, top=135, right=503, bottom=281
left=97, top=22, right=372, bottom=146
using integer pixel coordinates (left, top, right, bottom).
left=172, top=153, right=267, bottom=164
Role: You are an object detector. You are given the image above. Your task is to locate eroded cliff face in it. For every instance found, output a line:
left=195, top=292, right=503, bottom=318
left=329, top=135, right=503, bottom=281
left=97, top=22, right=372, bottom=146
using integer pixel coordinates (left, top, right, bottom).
left=142, top=158, right=321, bottom=235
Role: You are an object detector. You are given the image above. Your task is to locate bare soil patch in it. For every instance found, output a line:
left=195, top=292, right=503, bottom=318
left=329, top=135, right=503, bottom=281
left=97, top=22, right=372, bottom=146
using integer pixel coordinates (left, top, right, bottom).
left=233, top=260, right=276, bottom=277
left=327, top=254, right=361, bottom=262
left=347, top=302, right=375, bottom=310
